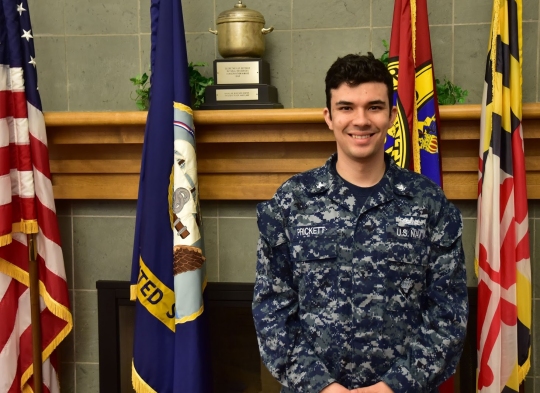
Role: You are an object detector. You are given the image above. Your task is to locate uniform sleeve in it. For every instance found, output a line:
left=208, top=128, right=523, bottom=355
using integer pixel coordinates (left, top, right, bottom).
left=381, top=199, right=469, bottom=392
left=252, top=199, right=336, bottom=393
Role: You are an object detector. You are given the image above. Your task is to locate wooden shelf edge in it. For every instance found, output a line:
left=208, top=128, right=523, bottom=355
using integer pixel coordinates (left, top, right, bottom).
left=43, top=103, right=540, bottom=127
left=45, top=105, right=540, bottom=200
left=51, top=173, right=540, bottom=201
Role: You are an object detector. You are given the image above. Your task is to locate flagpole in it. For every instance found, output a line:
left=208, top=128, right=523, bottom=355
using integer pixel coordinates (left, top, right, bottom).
left=28, top=234, right=43, bottom=393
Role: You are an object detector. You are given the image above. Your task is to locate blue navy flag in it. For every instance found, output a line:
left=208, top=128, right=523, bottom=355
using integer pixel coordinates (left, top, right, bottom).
left=130, top=0, right=212, bottom=392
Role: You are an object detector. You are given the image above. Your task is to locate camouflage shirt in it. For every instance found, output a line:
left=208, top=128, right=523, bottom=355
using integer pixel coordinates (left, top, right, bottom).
left=252, top=154, right=468, bottom=393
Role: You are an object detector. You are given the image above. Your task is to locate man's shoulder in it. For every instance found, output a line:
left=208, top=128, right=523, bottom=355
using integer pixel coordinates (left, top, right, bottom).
left=269, top=162, right=328, bottom=200
left=391, top=164, right=446, bottom=200
left=280, top=164, right=327, bottom=194
left=256, top=162, right=328, bottom=218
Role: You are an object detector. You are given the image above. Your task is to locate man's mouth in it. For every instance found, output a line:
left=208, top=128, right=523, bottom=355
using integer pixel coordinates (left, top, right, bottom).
left=351, top=134, right=373, bottom=139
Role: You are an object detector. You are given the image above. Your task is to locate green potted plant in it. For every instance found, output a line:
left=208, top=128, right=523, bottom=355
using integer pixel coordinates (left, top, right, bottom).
left=130, top=62, right=214, bottom=110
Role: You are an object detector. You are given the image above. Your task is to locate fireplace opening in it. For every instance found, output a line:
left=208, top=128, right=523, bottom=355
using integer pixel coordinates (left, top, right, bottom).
left=96, top=281, right=280, bottom=393
left=97, top=281, right=477, bottom=393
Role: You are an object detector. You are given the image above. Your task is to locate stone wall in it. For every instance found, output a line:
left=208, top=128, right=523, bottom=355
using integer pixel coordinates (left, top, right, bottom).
left=24, top=0, right=540, bottom=391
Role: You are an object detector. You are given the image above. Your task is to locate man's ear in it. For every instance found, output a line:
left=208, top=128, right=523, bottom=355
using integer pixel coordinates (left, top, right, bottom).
left=323, top=107, right=333, bottom=130
left=389, top=106, right=397, bottom=124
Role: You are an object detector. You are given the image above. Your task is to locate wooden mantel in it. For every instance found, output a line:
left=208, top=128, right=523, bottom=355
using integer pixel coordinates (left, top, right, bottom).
left=45, top=104, right=540, bottom=200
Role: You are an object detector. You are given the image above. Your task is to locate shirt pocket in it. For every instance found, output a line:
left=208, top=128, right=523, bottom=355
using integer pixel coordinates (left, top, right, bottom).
left=385, top=240, right=428, bottom=312
left=289, top=239, right=339, bottom=311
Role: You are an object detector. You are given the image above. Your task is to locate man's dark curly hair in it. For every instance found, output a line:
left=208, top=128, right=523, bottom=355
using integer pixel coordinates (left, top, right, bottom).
left=325, top=53, right=393, bottom=115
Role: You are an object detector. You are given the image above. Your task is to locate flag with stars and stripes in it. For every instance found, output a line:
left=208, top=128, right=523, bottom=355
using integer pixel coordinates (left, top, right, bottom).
left=385, top=0, right=442, bottom=186
left=0, top=0, right=73, bottom=391
left=129, top=0, right=212, bottom=392
left=475, top=0, right=531, bottom=392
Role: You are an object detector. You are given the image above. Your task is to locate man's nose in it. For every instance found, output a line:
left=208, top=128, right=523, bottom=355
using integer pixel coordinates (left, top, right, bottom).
left=351, top=110, right=371, bottom=127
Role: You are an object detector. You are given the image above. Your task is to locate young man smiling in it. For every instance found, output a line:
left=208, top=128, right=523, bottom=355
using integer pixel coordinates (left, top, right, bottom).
left=323, top=80, right=396, bottom=188
left=252, top=54, right=468, bottom=393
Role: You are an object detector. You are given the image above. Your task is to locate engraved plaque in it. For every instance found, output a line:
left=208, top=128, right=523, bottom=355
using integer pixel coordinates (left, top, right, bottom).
left=216, top=89, right=259, bottom=101
left=216, top=61, right=260, bottom=85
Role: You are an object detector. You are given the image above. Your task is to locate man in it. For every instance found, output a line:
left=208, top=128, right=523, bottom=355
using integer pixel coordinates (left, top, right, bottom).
left=252, top=53, right=468, bottom=393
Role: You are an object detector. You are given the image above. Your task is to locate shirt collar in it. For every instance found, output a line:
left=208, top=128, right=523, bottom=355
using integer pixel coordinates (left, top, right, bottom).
left=306, top=153, right=415, bottom=212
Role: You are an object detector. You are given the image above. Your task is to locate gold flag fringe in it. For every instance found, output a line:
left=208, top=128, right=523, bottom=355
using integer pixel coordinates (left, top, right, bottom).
left=130, top=284, right=138, bottom=301
left=491, top=0, right=500, bottom=106
left=519, top=351, right=531, bottom=383
left=410, top=0, right=421, bottom=174
left=132, top=361, right=158, bottom=393
left=173, top=101, right=193, bottom=116
left=0, top=233, right=12, bottom=247
left=0, top=219, right=39, bottom=247
left=14, top=220, right=39, bottom=235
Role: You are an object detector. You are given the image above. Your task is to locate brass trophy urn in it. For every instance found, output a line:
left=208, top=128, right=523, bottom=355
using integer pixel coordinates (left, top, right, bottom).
left=200, top=0, right=283, bottom=109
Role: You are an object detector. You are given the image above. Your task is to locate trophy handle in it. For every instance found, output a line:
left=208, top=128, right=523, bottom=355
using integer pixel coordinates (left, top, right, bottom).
left=209, top=28, right=218, bottom=35
left=261, top=26, right=274, bottom=35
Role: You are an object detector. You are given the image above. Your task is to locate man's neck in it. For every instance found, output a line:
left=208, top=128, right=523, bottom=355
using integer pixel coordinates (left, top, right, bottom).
left=335, top=154, right=386, bottom=188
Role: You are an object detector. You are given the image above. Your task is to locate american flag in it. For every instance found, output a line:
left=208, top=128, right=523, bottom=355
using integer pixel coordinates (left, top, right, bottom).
left=0, top=0, right=72, bottom=391
left=475, top=0, right=531, bottom=392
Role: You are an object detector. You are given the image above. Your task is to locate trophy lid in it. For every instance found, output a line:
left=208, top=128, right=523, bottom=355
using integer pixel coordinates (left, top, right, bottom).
left=216, top=1, right=266, bottom=24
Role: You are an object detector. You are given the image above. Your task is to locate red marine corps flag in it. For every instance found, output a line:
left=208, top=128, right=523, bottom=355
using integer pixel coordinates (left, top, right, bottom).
left=385, top=0, right=442, bottom=186
left=0, top=0, right=73, bottom=391
left=475, top=0, right=531, bottom=392
left=386, top=1, right=451, bottom=391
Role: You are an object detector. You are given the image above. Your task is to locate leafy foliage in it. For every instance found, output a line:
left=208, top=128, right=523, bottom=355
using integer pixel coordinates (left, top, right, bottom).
left=188, top=62, right=214, bottom=109
left=129, top=62, right=214, bottom=110
left=435, top=77, right=469, bottom=105
left=129, top=73, right=150, bottom=111
left=378, top=39, right=389, bottom=67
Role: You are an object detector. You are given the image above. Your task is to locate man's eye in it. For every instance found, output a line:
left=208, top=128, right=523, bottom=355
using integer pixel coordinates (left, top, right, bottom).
left=369, top=106, right=382, bottom=111
left=338, top=106, right=351, bottom=111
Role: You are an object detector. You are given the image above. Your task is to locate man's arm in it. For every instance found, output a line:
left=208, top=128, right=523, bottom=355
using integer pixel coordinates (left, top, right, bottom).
left=380, top=200, right=469, bottom=392
left=253, top=199, right=336, bottom=393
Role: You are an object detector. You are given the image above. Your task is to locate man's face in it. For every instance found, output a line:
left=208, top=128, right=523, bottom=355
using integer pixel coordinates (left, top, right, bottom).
left=323, top=82, right=397, bottom=167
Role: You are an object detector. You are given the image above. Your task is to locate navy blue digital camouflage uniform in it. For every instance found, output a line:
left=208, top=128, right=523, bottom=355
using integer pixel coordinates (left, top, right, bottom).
left=252, top=154, right=468, bottom=393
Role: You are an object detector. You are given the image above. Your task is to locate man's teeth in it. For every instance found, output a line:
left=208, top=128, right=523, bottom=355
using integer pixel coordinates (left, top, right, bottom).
left=351, top=135, right=370, bottom=139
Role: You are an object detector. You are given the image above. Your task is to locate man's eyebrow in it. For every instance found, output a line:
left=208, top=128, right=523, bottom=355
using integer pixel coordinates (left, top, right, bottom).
left=334, top=99, right=388, bottom=107
left=334, top=100, right=354, bottom=106
left=367, top=100, right=387, bottom=106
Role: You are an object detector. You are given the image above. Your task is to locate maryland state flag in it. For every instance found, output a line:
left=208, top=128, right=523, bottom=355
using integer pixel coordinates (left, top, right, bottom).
left=385, top=0, right=442, bottom=185
left=130, top=0, right=212, bottom=391
left=475, top=0, right=531, bottom=391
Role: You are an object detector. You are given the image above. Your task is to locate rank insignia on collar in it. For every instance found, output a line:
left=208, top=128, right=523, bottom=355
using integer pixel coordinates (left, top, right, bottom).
left=317, top=182, right=325, bottom=188
left=396, top=184, right=406, bottom=191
